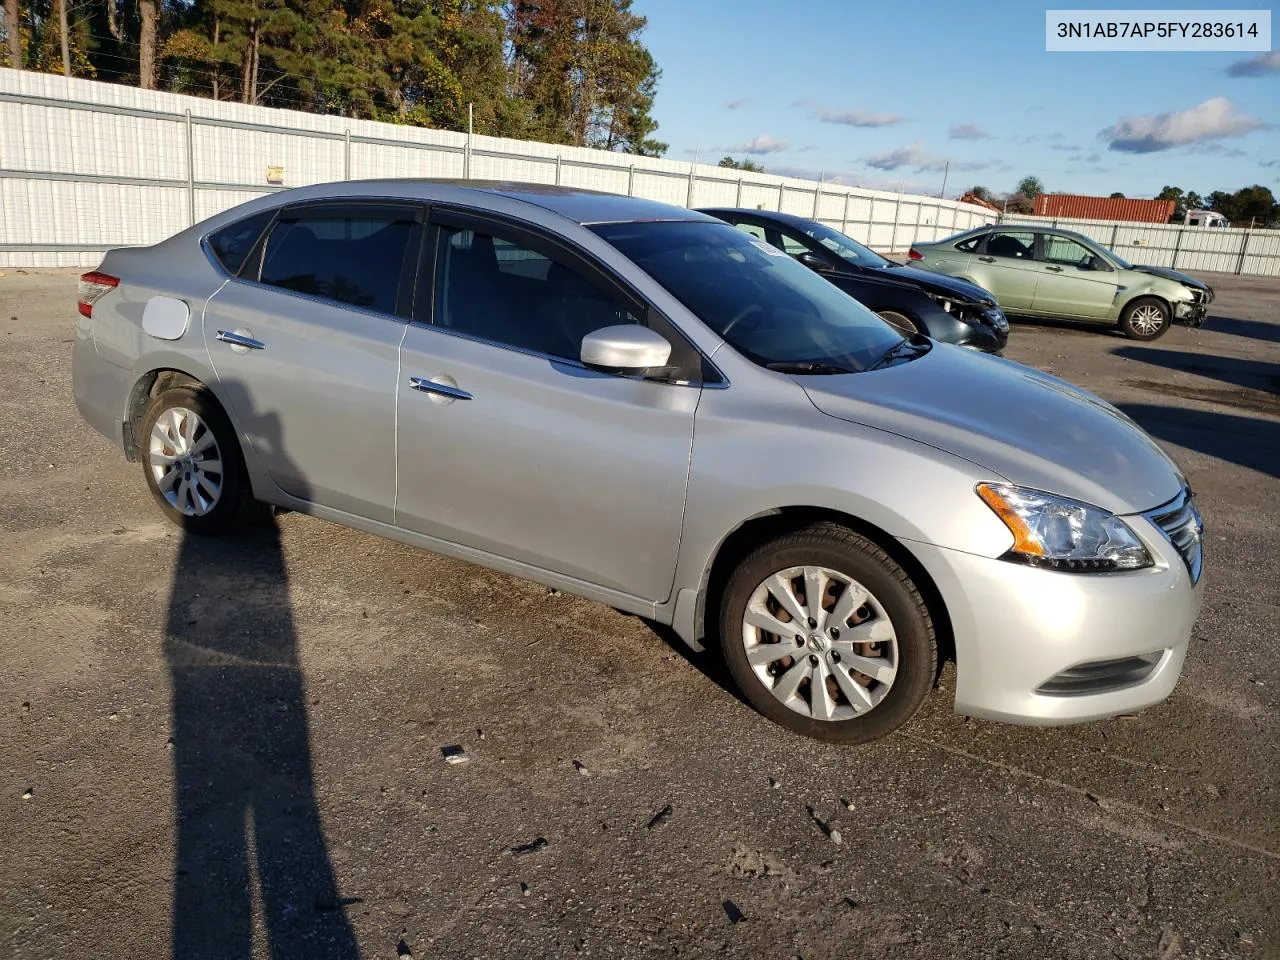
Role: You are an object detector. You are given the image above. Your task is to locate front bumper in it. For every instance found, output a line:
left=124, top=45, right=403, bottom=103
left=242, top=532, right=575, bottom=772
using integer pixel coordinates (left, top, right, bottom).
left=904, top=515, right=1203, bottom=724
left=958, top=306, right=1009, bottom=354
left=1174, top=297, right=1209, bottom=326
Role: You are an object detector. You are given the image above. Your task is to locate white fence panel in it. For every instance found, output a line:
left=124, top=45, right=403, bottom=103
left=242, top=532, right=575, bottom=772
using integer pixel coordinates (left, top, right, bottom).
left=0, top=68, right=1002, bottom=267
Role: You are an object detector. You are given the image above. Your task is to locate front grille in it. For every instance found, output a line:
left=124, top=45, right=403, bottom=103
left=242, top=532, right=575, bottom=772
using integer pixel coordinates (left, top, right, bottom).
left=1147, top=489, right=1204, bottom=584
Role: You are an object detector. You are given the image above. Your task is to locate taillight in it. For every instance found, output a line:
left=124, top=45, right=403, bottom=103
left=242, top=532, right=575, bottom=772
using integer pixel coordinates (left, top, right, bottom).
left=78, top=271, right=119, bottom=318
left=907, top=247, right=923, bottom=261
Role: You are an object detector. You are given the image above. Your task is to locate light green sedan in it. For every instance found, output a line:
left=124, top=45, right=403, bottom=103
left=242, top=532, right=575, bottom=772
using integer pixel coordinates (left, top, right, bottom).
left=909, top=225, right=1213, bottom=341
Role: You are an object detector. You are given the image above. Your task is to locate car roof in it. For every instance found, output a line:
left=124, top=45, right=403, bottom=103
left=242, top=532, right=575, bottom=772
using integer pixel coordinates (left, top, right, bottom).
left=981, top=223, right=1094, bottom=242
left=698, top=207, right=819, bottom=228
left=265, top=179, right=717, bottom=226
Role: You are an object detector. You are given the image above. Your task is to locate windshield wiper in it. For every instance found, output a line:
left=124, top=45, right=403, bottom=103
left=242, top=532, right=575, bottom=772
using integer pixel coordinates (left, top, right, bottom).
left=870, top=337, right=928, bottom=370
left=765, top=360, right=857, bottom=375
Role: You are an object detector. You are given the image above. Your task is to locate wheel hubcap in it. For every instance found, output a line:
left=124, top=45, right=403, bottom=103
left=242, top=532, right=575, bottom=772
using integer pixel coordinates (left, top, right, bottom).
left=1132, top=305, right=1164, bottom=335
left=149, top=407, right=223, bottom=517
left=741, top=565, right=899, bottom=722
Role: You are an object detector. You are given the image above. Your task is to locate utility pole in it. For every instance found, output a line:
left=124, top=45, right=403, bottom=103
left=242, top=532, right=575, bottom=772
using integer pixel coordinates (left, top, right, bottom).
left=939, top=160, right=949, bottom=199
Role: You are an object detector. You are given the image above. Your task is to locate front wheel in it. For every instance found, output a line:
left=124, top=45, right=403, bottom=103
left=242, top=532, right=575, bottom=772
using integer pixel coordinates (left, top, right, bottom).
left=1119, top=297, right=1171, bottom=341
left=718, top=523, right=937, bottom=743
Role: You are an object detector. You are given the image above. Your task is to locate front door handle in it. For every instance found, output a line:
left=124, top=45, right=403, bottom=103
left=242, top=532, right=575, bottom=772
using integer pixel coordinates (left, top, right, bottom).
left=409, top=376, right=472, bottom=402
left=215, top=329, right=266, bottom=350
left=1044, top=265, right=1063, bottom=272
left=978, top=256, right=995, bottom=263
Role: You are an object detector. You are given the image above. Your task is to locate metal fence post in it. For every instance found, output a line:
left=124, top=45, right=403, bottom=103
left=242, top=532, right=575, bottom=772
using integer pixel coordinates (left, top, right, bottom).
left=890, top=192, right=902, bottom=253
left=1235, top=230, right=1251, bottom=275
left=1109, top=223, right=1119, bottom=249
left=686, top=162, right=696, bottom=208
left=812, top=173, right=823, bottom=218
left=184, top=109, right=195, bottom=226
left=1170, top=228, right=1183, bottom=269
left=344, top=130, right=351, bottom=180
left=627, top=164, right=635, bottom=196
left=555, top=155, right=562, bottom=185
left=841, top=190, right=851, bottom=233
left=777, top=182, right=784, bottom=212
left=735, top=177, right=743, bottom=207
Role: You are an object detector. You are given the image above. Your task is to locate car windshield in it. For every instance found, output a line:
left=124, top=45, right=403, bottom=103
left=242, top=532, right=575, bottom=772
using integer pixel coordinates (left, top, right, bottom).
left=796, top=221, right=891, bottom=268
left=1068, top=232, right=1131, bottom=269
left=593, top=220, right=906, bottom=373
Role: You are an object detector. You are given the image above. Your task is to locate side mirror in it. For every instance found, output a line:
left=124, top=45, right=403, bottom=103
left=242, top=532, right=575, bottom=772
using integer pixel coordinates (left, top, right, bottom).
left=796, top=251, right=828, bottom=272
left=580, top=325, right=672, bottom=373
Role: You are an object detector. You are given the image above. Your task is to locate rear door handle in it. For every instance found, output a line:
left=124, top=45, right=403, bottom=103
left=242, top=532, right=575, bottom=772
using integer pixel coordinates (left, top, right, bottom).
left=215, top=329, right=266, bottom=350
left=1044, top=265, right=1063, bottom=272
left=978, top=256, right=995, bottom=263
left=409, top=376, right=472, bottom=401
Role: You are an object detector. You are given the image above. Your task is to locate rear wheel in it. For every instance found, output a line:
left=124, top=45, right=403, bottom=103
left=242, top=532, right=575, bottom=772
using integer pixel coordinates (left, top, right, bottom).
left=137, top=386, right=257, bottom=534
left=718, top=523, right=937, bottom=743
left=1119, top=297, right=1171, bottom=341
left=877, top=310, right=921, bottom=337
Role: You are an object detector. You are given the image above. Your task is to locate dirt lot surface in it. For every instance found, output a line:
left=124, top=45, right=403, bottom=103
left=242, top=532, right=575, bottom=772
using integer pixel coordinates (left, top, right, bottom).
left=1, top=269, right=1277, bottom=960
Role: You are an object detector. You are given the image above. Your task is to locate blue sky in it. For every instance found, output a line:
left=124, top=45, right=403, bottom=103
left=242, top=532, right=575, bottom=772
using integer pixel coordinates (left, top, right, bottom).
left=633, top=0, right=1279, bottom=198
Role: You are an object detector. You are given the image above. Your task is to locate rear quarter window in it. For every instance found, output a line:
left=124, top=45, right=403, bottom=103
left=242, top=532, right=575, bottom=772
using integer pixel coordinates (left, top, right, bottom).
left=207, top=211, right=274, bottom=275
left=956, top=235, right=982, bottom=252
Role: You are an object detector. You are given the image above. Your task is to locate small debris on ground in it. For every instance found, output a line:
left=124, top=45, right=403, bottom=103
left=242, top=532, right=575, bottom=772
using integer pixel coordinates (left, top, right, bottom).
left=21, top=701, right=30, bottom=715
left=396, top=937, right=414, bottom=959
left=722, top=900, right=745, bottom=924
left=21, top=788, right=33, bottom=800
left=512, top=836, right=549, bottom=856
left=572, top=760, right=590, bottom=777
left=768, top=777, right=781, bottom=789
left=545, top=587, right=561, bottom=597
left=828, top=828, right=844, bottom=845
left=441, top=745, right=471, bottom=765
left=519, top=882, right=530, bottom=897
left=647, top=803, right=674, bottom=830
left=841, top=798, right=855, bottom=811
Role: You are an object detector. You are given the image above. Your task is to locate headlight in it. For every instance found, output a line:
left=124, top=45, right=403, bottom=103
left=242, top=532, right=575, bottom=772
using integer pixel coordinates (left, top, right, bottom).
left=976, top=483, right=1152, bottom=572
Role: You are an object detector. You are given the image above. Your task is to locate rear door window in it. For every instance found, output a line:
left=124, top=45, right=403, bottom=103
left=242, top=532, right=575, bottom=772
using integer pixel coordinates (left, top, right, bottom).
left=257, top=205, right=420, bottom=315
left=984, top=230, right=1036, bottom=260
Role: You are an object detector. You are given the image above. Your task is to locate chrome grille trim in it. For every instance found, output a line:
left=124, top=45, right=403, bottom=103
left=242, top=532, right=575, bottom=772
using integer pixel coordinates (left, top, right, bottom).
left=1146, top=488, right=1204, bottom=584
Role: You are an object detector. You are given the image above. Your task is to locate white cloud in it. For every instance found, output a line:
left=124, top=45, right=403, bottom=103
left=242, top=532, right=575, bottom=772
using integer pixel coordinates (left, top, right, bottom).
left=730, top=134, right=789, bottom=155
left=862, top=141, right=948, bottom=172
left=1226, top=51, right=1280, bottom=77
left=818, top=108, right=905, bottom=128
left=948, top=123, right=991, bottom=140
left=768, top=165, right=928, bottom=193
left=1101, top=97, right=1268, bottom=154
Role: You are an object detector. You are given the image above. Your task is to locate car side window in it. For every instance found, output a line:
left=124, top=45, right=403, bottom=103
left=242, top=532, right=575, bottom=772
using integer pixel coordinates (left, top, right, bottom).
left=985, top=230, right=1035, bottom=260
left=1041, top=235, right=1092, bottom=267
left=732, top=221, right=768, bottom=242
left=773, top=230, right=811, bottom=257
left=208, top=210, right=274, bottom=274
left=955, top=235, right=982, bottom=252
left=258, top=207, right=418, bottom=314
left=432, top=225, right=644, bottom=361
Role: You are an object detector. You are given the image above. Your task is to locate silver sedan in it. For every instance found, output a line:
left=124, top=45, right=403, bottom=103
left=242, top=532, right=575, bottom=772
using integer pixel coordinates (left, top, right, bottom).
left=72, top=181, right=1204, bottom=742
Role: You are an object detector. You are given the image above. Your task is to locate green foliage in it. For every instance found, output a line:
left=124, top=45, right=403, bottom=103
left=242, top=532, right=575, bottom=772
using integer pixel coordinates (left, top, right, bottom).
left=718, top=156, right=764, bottom=172
left=1108, top=191, right=1124, bottom=199
left=13, top=0, right=663, bottom=150
left=1015, top=175, right=1044, bottom=198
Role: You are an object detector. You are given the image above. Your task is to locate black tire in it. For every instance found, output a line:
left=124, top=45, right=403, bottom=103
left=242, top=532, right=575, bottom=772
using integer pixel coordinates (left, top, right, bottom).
left=877, top=310, right=921, bottom=336
left=137, top=385, right=258, bottom=535
left=1119, top=297, right=1171, bottom=341
left=718, top=522, right=937, bottom=743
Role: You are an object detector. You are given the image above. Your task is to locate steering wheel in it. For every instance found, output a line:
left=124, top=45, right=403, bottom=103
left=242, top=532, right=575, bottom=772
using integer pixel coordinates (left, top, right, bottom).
left=721, top=303, right=763, bottom=338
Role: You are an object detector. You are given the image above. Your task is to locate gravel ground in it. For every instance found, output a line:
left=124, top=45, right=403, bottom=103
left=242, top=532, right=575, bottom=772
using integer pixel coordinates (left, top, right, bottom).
left=1, top=268, right=1276, bottom=960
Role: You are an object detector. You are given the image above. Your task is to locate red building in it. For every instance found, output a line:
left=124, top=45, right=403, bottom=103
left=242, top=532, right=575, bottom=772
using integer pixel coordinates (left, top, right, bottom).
left=1034, top=194, right=1176, bottom=224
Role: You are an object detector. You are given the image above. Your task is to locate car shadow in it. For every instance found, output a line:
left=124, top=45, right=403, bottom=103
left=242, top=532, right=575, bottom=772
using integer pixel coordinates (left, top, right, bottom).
left=1118, top=403, right=1280, bottom=479
left=1006, top=313, right=1125, bottom=338
left=1113, top=346, right=1280, bottom=398
left=164, top=408, right=359, bottom=959
left=637, top=618, right=752, bottom=709
left=1202, top=313, right=1280, bottom=345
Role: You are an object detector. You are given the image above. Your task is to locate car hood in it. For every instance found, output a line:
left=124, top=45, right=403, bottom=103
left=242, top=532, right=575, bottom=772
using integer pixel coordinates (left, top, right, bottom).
left=1131, top=264, right=1211, bottom=293
left=868, top=264, right=996, bottom=303
left=801, top=344, right=1184, bottom=515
